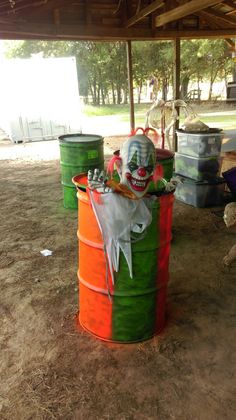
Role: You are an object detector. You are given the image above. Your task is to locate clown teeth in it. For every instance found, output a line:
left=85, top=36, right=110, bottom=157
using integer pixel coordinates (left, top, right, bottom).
left=132, top=179, right=145, bottom=187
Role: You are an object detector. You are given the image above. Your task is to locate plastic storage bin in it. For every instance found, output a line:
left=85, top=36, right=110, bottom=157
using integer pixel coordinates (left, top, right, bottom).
left=174, top=176, right=226, bottom=208
left=175, top=152, right=222, bottom=181
left=176, top=129, right=223, bottom=157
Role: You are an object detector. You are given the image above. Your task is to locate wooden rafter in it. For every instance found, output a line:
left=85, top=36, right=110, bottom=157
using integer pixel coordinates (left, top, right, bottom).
left=0, top=0, right=235, bottom=40
left=225, top=37, right=236, bottom=48
left=200, top=9, right=236, bottom=28
left=198, top=11, right=222, bottom=29
left=0, top=21, right=236, bottom=40
left=223, top=0, right=236, bottom=15
left=0, top=0, right=48, bottom=13
left=155, top=0, right=223, bottom=27
left=126, top=0, right=164, bottom=28
left=6, top=0, right=71, bottom=17
left=204, top=7, right=236, bottom=25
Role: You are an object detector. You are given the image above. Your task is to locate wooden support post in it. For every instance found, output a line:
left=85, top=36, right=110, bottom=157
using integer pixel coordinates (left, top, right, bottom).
left=173, top=38, right=180, bottom=151
left=126, top=40, right=135, bottom=132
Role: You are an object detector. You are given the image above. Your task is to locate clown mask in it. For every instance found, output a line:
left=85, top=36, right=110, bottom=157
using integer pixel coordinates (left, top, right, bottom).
left=118, top=134, right=156, bottom=198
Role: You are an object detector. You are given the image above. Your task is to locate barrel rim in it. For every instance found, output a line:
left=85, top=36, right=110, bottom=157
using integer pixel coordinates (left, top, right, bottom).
left=176, top=128, right=223, bottom=135
left=59, top=133, right=104, bottom=144
left=78, top=315, right=165, bottom=344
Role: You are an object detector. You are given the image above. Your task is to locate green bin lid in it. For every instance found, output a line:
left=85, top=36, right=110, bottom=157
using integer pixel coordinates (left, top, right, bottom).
left=174, top=174, right=225, bottom=186
left=176, top=128, right=222, bottom=135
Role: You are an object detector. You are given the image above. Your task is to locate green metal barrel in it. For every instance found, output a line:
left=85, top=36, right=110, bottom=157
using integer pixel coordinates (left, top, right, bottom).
left=149, top=148, right=174, bottom=192
left=59, top=133, right=104, bottom=209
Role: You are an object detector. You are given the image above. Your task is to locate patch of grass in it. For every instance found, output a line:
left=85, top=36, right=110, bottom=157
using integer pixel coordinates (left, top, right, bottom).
left=198, top=115, right=236, bottom=129
left=83, top=103, right=150, bottom=117
left=83, top=103, right=236, bottom=130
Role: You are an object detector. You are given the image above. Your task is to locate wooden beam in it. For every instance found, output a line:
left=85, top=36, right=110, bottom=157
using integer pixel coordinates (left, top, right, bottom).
left=200, top=10, right=235, bottom=28
left=126, top=41, right=135, bottom=131
left=173, top=38, right=180, bottom=100
left=0, top=0, right=33, bottom=12
left=126, top=0, right=164, bottom=28
left=155, top=0, right=222, bottom=27
left=0, top=22, right=236, bottom=40
left=197, top=11, right=221, bottom=29
left=225, top=38, right=236, bottom=53
left=203, top=7, right=236, bottom=25
left=0, top=0, right=59, bottom=15
left=173, top=38, right=180, bottom=151
left=9, top=0, right=73, bottom=17
left=223, top=0, right=236, bottom=15
left=225, top=37, right=236, bottom=48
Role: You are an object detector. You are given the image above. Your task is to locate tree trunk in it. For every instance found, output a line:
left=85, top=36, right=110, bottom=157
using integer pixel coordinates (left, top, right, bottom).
left=181, top=76, right=189, bottom=99
left=208, top=66, right=218, bottom=100
left=137, top=82, right=143, bottom=104
left=111, top=82, right=116, bottom=104
left=88, top=80, right=95, bottom=104
left=101, top=88, right=106, bottom=105
left=93, top=79, right=97, bottom=104
left=97, top=85, right=100, bottom=105
left=117, top=86, right=122, bottom=104
left=162, top=79, right=168, bottom=101
left=123, top=87, right=128, bottom=104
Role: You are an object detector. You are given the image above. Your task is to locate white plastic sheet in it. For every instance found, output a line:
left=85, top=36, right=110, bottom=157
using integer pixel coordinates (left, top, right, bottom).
left=89, top=191, right=154, bottom=282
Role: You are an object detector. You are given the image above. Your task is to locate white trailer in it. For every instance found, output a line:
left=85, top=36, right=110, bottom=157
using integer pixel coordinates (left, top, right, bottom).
left=0, top=56, right=81, bottom=143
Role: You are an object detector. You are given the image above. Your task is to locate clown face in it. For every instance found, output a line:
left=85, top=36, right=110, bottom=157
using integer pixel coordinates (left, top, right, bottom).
left=119, top=134, right=156, bottom=198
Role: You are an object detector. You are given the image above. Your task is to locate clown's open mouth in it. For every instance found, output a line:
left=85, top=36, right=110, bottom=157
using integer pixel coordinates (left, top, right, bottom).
left=126, top=173, right=151, bottom=191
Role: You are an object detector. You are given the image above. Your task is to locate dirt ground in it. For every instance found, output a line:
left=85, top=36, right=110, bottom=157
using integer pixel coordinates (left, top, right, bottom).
left=0, top=136, right=236, bottom=420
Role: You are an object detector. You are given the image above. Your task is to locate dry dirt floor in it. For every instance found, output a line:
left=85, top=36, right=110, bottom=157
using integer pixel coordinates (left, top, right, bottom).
left=0, top=137, right=236, bottom=420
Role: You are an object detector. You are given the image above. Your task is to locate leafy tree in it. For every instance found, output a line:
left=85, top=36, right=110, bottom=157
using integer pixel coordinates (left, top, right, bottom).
left=3, top=38, right=232, bottom=104
left=180, top=40, right=204, bottom=98
left=197, top=39, right=231, bottom=100
left=4, top=40, right=127, bottom=105
left=148, top=41, right=174, bottom=100
left=132, top=41, right=151, bottom=103
left=180, top=39, right=231, bottom=100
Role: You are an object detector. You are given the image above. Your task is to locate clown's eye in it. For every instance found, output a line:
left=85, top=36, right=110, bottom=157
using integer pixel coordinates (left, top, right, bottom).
left=128, top=162, right=139, bottom=172
left=146, top=165, right=154, bottom=173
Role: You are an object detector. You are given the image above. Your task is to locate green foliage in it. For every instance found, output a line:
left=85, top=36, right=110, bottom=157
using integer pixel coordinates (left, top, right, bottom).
left=181, top=39, right=231, bottom=99
left=3, top=39, right=233, bottom=104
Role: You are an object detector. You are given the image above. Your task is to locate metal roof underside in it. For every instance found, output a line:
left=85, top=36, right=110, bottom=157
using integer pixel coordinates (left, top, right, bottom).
left=0, top=0, right=236, bottom=41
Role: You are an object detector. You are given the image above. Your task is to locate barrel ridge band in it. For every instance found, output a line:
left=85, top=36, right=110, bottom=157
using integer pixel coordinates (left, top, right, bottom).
left=78, top=230, right=172, bottom=251
left=78, top=272, right=168, bottom=297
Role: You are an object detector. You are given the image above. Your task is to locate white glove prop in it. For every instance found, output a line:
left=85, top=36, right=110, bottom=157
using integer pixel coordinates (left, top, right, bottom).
left=87, top=169, right=112, bottom=193
left=164, top=176, right=183, bottom=192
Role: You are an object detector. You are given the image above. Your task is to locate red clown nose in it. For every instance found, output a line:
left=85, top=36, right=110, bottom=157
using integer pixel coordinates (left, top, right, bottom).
left=137, top=167, right=147, bottom=177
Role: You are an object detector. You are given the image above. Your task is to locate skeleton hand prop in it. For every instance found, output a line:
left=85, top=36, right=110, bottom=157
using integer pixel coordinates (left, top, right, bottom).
left=223, top=244, right=236, bottom=267
left=223, top=202, right=236, bottom=228
left=87, top=169, right=113, bottom=193
left=164, top=176, right=183, bottom=193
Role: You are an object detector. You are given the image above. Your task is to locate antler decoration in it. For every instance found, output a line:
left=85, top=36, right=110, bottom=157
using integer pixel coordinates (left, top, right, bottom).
left=136, top=0, right=142, bottom=14
left=113, top=0, right=124, bottom=15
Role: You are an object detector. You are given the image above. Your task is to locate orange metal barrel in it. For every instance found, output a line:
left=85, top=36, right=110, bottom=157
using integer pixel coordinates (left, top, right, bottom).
left=76, top=185, right=174, bottom=343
